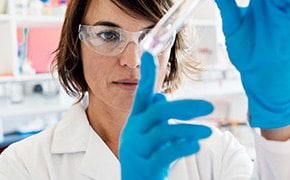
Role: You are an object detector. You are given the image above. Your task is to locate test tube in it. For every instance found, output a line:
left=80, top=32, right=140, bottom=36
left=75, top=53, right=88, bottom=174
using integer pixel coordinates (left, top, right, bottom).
left=142, top=0, right=204, bottom=56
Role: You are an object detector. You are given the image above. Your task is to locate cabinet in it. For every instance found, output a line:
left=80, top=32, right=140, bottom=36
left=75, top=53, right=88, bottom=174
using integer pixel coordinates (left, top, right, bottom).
left=0, top=0, right=72, bottom=136
left=0, top=0, right=64, bottom=76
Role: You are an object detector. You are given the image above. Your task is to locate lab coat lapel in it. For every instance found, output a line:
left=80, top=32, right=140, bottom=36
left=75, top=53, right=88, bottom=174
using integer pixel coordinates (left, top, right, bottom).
left=50, top=101, right=120, bottom=179
left=80, top=131, right=121, bottom=179
left=51, top=103, right=91, bottom=153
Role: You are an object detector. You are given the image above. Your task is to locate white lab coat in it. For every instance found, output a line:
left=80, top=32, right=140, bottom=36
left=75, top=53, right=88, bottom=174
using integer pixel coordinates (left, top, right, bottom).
left=0, top=102, right=290, bottom=180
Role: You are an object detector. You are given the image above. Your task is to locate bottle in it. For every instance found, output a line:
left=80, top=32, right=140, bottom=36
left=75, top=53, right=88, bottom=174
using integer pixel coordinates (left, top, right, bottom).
left=29, top=0, right=43, bottom=15
left=14, top=0, right=29, bottom=15
left=39, top=0, right=51, bottom=15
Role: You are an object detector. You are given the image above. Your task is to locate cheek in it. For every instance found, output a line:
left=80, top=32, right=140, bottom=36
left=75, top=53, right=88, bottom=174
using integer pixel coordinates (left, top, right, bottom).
left=82, top=48, right=99, bottom=77
left=81, top=46, right=113, bottom=83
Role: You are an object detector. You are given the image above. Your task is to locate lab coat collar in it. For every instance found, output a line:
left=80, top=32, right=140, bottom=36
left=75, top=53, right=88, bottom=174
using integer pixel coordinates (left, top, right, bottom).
left=80, top=129, right=121, bottom=179
left=51, top=101, right=121, bottom=178
left=51, top=103, right=92, bottom=153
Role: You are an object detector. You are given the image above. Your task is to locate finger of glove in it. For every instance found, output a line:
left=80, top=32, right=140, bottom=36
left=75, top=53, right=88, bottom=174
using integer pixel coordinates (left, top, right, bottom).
left=139, top=99, right=213, bottom=132
left=152, top=93, right=167, bottom=104
left=268, top=0, right=290, bottom=19
left=142, top=124, right=212, bottom=156
left=150, top=139, right=201, bottom=171
left=150, top=124, right=212, bottom=141
left=131, top=51, right=156, bottom=115
left=215, top=0, right=243, bottom=36
left=271, top=0, right=290, bottom=8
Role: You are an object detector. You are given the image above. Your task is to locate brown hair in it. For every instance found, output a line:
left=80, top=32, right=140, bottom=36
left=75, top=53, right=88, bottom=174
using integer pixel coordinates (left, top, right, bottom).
left=53, top=0, right=198, bottom=101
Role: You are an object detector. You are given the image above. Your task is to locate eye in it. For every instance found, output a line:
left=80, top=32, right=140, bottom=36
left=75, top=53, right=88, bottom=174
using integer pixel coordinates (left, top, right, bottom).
left=97, top=30, right=120, bottom=42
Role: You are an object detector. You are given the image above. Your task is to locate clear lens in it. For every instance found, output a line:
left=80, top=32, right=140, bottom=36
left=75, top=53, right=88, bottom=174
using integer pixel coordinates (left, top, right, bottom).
left=79, top=25, right=175, bottom=56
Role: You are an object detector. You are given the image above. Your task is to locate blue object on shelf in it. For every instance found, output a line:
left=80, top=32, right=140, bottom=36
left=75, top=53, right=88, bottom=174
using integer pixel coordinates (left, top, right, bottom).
left=39, top=0, right=50, bottom=3
left=0, top=131, right=40, bottom=149
left=59, top=0, right=66, bottom=4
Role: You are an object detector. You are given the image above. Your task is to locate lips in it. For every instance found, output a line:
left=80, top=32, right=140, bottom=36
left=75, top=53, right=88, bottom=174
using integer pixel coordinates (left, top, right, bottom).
left=113, top=79, right=139, bottom=91
left=113, top=79, right=138, bottom=84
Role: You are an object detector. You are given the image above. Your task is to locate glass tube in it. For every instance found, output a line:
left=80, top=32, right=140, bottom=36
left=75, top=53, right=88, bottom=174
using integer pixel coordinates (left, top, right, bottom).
left=142, top=0, right=204, bottom=56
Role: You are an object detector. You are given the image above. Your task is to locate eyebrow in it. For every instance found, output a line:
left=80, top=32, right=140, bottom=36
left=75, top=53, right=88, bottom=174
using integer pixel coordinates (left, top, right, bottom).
left=93, top=21, right=155, bottom=30
left=93, top=21, right=120, bottom=27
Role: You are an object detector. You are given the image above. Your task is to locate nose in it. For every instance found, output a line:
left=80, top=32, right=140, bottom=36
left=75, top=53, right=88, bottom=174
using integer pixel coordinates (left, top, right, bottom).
left=119, top=42, right=141, bottom=69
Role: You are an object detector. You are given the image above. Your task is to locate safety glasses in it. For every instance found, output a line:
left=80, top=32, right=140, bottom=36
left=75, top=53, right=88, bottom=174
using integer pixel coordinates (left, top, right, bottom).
left=78, top=25, right=175, bottom=56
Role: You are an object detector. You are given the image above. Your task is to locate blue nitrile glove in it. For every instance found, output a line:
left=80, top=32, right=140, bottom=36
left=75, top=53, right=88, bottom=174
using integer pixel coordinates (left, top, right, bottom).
left=119, top=51, right=213, bottom=180
left=215, top=0, right=290, bottom=129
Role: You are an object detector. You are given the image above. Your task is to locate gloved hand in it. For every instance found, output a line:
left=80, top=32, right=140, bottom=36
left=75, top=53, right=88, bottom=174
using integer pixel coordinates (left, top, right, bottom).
left=215, top=0, right=290, bottom=129
left=119, top=51, right=213, bottom=180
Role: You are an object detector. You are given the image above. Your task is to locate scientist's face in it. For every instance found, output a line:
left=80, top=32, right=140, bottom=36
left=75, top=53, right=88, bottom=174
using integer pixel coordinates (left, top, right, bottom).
left=81, top=0, right=172, bottom=111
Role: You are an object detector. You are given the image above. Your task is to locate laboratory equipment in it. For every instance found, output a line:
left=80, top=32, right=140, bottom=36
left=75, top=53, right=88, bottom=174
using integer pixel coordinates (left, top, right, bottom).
left=141, top=0, right=204, bottom=56
left=141, top=0, right=204, bottom=92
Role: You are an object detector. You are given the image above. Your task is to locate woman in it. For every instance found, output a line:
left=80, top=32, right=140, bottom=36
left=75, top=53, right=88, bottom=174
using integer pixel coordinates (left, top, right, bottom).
left=1, top=0, right=290, bottom=179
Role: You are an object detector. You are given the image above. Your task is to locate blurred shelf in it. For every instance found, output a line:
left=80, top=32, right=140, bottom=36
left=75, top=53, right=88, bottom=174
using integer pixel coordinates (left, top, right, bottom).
left=171, top=79, right=245, bottom=100
left=0, top=94, right=70, bottom=119
left=0, top=14, right=10, bottom=22
left=0, top=14, right=64, bottom=27
left=15, top=15, right=64, bottom=27
left=195, top=79, right=245, bottom=96
left=0, top=73, right=56, bottom=83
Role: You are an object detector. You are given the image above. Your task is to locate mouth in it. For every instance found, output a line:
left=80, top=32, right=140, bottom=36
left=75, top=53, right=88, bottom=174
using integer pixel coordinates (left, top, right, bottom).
left=113, top=79, right=139, bottom=91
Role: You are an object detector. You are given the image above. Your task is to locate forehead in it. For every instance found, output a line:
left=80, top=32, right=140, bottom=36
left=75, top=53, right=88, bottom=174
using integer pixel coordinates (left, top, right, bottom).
left=84, top=0, right=154, bottom=31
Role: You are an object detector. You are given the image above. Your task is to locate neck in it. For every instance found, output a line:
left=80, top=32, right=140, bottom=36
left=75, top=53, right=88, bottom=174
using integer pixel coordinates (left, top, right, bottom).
left=86, top=97, right=129, bottom=157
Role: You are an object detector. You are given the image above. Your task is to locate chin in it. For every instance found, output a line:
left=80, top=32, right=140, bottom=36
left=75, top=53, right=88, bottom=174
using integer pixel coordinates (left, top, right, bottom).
left=116, top=99, right=134, bottom=111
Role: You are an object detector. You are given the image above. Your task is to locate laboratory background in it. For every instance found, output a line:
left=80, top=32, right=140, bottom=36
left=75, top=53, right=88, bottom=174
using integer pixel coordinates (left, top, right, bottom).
left=0, top=0, right=254, bottom=158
